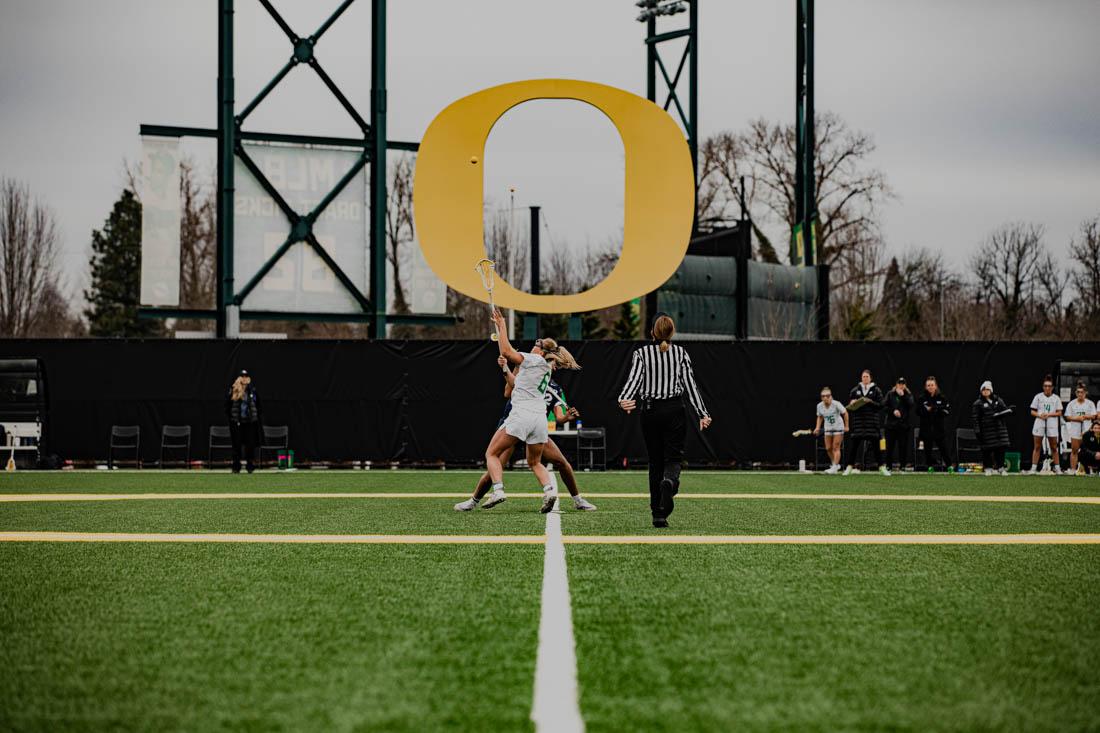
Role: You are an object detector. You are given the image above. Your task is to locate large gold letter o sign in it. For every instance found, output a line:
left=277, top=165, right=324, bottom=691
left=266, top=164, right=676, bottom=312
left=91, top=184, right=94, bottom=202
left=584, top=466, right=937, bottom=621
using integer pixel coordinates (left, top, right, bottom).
left=413, top=79, right=695, bottom=314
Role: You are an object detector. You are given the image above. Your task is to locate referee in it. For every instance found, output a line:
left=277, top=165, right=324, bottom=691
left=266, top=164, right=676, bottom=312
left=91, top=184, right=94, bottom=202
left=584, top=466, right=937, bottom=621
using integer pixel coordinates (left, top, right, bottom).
left=618, top=313, right=712, bottom=527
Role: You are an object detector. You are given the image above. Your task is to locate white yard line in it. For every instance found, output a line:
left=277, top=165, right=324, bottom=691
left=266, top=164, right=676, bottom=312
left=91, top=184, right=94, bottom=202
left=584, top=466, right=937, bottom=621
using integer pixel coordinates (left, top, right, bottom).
left=1, top=492, right=1098, bottom=504
left=531, top=507, right=585, bottom=733
left=0, top=531, right=544, bottom=544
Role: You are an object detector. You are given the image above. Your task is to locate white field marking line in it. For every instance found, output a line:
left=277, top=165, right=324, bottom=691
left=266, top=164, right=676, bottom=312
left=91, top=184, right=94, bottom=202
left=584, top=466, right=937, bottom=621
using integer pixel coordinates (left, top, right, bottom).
left=0, top=532, right=1098, bottom=545
left=531, top=505, right=585, bottom=733
left=0, top=532, right=544, bottom=544
left=2, top=492, right=1099, bottom=504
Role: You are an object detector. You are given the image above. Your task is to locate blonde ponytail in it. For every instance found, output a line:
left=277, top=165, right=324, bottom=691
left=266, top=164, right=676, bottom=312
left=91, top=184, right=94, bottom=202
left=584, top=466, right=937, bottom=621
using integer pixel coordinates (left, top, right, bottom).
left=538, top=338, right=581, bottom=371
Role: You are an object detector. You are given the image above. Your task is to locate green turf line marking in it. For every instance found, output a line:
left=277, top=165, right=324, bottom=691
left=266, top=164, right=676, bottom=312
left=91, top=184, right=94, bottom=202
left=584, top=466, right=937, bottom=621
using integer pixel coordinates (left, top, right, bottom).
left=2, top=492, right=1098, bottom=504
left=1, top=532, right=1098, bottom=545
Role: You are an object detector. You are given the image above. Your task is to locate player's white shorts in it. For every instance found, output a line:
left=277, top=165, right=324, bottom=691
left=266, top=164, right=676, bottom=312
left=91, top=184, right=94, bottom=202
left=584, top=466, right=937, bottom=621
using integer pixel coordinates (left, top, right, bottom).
left=823, top=429, right=844, bottom=437
left=1031, top=418, right=1059, bottom=438
left=1064, top=421, right=1091, bottom=440
left=503, top=411, right=549, bottom=445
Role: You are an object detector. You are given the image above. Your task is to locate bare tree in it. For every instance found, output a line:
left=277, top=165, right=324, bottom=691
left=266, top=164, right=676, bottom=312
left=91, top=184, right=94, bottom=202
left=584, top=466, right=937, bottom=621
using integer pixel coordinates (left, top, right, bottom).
left=0, top=178, right=75, bottom=337
left=1069, top=215, right=1100, bottom=324
left=386, top=154, right=416, bottom=316
left=971, top=222, right=1061, bottom=338
left=178, top=161, right=216, bottom=311
left=699, top=112, right=893, bottom=268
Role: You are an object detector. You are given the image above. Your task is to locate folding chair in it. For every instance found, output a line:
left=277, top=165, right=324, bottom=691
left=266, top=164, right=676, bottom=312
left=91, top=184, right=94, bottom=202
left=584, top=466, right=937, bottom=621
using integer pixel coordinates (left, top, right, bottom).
left=260, top=425, right=289, bottom=467
left=209, top=426, right=233, bottom=466
left=160, top=425, right=191, bottom=467
left=109, top=425, right=141, bottom=469
left=577, top=428, right=607, bottom=471
left=955, top=428, right=983, bottom=466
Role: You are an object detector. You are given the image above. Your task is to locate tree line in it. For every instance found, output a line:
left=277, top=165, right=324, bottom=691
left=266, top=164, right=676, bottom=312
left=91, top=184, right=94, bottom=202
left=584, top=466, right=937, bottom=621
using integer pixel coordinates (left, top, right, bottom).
left=2, top=113, right=1097, bottom=340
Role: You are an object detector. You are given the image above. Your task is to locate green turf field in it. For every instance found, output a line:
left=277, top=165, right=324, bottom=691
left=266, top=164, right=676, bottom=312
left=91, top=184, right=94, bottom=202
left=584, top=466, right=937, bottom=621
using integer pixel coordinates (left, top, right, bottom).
left=2, top=470, right=1098, bottom=732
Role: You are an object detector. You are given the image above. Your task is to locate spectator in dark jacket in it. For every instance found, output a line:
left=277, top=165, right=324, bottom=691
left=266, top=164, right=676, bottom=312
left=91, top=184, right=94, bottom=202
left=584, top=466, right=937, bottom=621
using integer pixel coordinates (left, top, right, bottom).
left=225, top=370, right=260, bottom=473
left=916, top=376, right=953, bottom=470
left=884, top=377, right=914, bottom=470
left=1079, top=421, right=1100, bottom=474
left=844, top=369, right=888, bottom=475
left=971, top=380, right=1011, bottom=476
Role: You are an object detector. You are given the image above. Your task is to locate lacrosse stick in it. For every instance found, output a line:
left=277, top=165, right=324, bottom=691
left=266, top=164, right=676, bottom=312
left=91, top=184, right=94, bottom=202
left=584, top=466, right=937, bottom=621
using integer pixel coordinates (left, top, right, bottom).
left=474, top=258, right=499, bottom=341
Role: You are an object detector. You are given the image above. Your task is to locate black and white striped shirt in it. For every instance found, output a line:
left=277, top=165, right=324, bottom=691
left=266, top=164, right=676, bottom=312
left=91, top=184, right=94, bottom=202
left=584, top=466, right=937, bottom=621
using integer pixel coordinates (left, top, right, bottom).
left=618, top=343, right=709, bottom=418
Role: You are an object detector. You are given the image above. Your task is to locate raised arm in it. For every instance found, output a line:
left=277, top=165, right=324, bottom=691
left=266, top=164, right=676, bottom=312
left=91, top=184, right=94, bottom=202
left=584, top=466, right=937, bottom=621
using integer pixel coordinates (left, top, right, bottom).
left=492, top=309, right=523, bottom=366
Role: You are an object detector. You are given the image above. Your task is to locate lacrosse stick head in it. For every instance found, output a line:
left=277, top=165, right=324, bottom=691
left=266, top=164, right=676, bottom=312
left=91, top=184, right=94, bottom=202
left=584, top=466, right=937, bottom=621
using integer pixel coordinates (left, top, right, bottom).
left=474, top=258, right=496, bottom=294
left=474, top=258, right=499, bottom=341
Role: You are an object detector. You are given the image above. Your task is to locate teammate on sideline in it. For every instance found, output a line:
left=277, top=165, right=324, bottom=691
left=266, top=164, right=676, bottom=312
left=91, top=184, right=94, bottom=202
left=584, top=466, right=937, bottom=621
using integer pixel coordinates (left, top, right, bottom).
left=1029, top=375, right=1063, bottom=474
left=1064, top=383, right=1096, bottom=474
left=477, top=309, right=581, bottom=513
left=455, top=356, right=597, bottom=512
left=813, top=387, right=849, bottom=473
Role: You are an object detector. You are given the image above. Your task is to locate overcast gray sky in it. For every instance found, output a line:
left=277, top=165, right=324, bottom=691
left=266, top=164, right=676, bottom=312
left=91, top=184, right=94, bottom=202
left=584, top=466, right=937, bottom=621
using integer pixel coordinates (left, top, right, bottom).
left=2, top=0, right=1098, bottom=304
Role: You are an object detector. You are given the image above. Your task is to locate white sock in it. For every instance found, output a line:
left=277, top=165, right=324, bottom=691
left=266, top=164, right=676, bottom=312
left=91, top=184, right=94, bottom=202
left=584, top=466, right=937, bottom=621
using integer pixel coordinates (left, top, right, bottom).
left=492, top=482, right=504, bottom=492
left=543, top=484, right=556, bottom=495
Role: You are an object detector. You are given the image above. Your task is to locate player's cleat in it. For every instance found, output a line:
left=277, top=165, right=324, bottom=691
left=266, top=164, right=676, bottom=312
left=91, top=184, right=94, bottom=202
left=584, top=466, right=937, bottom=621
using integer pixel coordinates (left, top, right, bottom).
left=1027, top=464, right=1038, bottom=474
left=659, top=478, right=675, bottom=518
left=985, top=468, right=996, bottom=476
left=824, top=464, right=840, bottom=474
left=1054, top=465, right=1063, bottom=475
left=454, top=498, right=479, bottom=511
left=573, top=497, right=597, bottom=511
left=482, top=489, right=507, bottom=509
left=540, top=493, right=558, bottom=514
left=1000, top=468, right=1008, bottom=476
left=880, top=466, right=892, bottom=477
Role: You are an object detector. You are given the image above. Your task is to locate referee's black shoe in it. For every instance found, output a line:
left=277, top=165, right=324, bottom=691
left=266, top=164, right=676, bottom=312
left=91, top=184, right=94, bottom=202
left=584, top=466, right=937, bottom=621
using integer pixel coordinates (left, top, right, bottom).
left=659, top=478, right=676, bottom=518
left=652, top=516, right=668, bottom=528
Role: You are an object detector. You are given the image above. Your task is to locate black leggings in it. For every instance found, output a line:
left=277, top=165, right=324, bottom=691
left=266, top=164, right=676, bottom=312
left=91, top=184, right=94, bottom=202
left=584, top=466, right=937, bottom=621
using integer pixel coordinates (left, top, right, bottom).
left=921, top=432, right=952, bottom=469
left=846, top=435, right=882, bottom=469
left=640, top=400, right=686, bottom=518
left=230, top=422, right=259, bottom=471
left=982, top=447, right=1005, bottom=470
left=884, top=427, right=909, bottom=468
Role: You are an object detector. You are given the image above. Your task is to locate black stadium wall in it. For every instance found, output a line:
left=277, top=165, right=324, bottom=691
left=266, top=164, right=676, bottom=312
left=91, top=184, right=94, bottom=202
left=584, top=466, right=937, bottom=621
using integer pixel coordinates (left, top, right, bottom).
left=2, top=339, right=1097, bottom=468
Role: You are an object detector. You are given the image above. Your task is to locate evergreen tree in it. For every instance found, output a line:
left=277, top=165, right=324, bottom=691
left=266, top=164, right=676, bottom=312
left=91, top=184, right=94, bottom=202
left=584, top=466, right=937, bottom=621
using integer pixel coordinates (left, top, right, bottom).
left=612, top=300, right=640, bottom=340
left=84, top=189, right=163, bottom=337
left=581, top=310, right=608, bottom=340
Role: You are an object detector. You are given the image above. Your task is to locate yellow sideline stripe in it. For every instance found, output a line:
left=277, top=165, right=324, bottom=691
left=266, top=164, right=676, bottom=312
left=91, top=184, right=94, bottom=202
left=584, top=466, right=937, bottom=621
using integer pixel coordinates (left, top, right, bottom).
left=1, top=492, right=1098, bottom=504
left=1, top=532, right=1098, bottom=545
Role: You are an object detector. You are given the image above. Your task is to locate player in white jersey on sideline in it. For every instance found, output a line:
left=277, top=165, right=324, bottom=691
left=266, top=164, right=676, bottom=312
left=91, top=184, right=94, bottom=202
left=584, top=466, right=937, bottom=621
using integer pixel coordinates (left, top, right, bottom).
left=1029, top=374, right=1063, bottom=474
left=813, top=387, right=849, bottom=473
left=477, top=309, right=581, bottom=513
left=1064, top=382, right=1097, bottom=475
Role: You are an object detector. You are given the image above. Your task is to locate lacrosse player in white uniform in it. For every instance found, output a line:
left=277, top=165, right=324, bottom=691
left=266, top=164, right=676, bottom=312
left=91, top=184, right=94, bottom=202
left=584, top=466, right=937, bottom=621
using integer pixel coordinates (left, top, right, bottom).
left=1064, top=382, right=1097, bottom=475
left=480, top=309, right=581, bottom=513
left=813, top=387, right=849, bottom=473
left=1029, top=374, right=1063, bottom=474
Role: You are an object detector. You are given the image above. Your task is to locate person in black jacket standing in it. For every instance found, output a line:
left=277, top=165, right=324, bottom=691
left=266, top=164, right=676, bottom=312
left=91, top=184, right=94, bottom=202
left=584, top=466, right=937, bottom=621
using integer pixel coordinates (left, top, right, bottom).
left=916, top=376, right=953, bottom=470
left=844, top=369, right=889, bottom=475
left=884, top=377, right=914, bottom=471
left=226, top=370, right=260, bottom=474
left=971, top=380, right=1011, bottom=476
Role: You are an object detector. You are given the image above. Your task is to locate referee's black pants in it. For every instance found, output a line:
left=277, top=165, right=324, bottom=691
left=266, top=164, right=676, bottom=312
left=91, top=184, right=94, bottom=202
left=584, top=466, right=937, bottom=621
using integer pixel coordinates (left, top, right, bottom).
left=640, top=398, right=686, bottom=519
